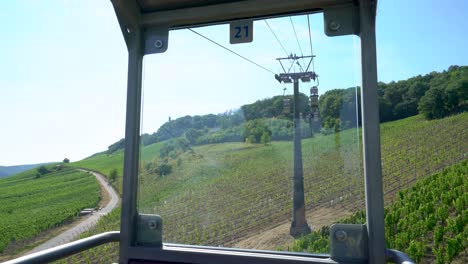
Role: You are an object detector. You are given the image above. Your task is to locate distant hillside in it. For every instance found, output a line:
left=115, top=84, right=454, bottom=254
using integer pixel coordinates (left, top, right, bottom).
left=102, top=65, right=467, bottom=156
left=0, top=163, right=53, bottom=178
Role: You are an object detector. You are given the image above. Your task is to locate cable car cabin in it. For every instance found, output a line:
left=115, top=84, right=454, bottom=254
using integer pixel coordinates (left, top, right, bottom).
left=311, top=86, right=319, bottom=96
left=6, top=0, right=416, bottom=264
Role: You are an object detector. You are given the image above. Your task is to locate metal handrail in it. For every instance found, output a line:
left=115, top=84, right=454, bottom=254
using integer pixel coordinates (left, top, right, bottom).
left=3, top=231, right=414, bottom=264
left=386, top=249, right=416, bottom=264
left=3, top=231, right=120, bottom=264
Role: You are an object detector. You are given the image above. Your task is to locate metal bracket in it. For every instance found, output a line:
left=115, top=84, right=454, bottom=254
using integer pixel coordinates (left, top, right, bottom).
left=330, top=224, right=368, bottom=263
left=136, top=214, right=163, bottom=247
left=144, top=26, right=169, bottom=55
left=323, top=4, right=360, bottom=37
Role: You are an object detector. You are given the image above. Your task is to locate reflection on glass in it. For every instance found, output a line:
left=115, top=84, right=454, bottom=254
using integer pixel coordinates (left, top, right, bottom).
left=137, top=13, right=363, bottom=252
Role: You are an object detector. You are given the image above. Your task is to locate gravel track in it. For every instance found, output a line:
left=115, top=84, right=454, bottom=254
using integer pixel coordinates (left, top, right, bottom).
left=26, top=169, right=119, bottom=254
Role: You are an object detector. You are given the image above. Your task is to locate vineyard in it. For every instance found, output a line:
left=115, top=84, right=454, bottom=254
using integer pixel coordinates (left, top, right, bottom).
left=290, top=161, right=468, bottom=263
left=51, top=112, right=467, bottom=263
left=0, top=167, right=100, bottom=254
left=138, top=113, right=467, bottom=247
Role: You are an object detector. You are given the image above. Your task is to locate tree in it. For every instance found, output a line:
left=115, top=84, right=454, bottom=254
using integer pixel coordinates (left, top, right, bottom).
left=418, top=87, right=447, bottom=119
left=242, top=119, right=271, bottom=143
left=63, top=158, right=70, bottom=163
left=318, top=88, right=360, bottom=130
left=185, top=128, right=203, bottom=144
left=407, top=81, right=429, bottom=99
left=445, top=77, right=468, bottom=113
left=109, top=168, right=118, bottom=184
left=393, top=99, right=418, bottom=119
left=260, top=131, right=271, bottom=145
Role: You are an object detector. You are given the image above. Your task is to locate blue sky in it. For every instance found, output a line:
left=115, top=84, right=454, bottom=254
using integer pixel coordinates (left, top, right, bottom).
left=1, top=0, right=467, bottom=166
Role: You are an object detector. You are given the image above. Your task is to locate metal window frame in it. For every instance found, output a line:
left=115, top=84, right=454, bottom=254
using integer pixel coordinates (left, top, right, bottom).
left=112, top=0, right=387, bottom=263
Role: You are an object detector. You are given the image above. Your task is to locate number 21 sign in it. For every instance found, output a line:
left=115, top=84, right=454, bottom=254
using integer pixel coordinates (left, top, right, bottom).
left=230, top=20, right=253, bottom=44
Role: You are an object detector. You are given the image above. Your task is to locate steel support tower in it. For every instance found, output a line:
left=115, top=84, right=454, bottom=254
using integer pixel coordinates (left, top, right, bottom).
left=275, top=55, right=316, bottom=237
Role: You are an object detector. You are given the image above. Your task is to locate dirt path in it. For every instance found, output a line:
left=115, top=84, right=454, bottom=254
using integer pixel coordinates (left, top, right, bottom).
left=25, top=169, right=119, bottom=254
left=231, top=206, right=353, bottom=250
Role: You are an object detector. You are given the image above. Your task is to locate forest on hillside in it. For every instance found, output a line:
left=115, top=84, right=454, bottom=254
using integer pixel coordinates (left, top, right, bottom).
left=104, top=65, right=467, bottom=154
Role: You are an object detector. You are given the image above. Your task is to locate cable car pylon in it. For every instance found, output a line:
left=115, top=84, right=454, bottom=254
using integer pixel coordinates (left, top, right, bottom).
left=275, top=54, right=317, bottom=237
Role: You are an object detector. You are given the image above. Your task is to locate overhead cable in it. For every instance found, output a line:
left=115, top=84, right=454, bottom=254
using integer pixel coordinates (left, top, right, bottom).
left=289, top=17, right=305, bottom=68
left=264, top=20, right=290, bottom=57
left=188, top=28, right=275, bottom=75
left=307, top=15, right=315, bottom=72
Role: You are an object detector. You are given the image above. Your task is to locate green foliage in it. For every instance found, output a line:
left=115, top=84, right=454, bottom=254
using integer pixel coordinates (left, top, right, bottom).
left=264, top=118, right=293, bottom=140
left=36, top=165, right=51, bottom=178
left=260, top=131, right=271, bottom=145
left=51, top=113, right=468, bottom=263
left=61, top=113, right=466, bottom=261
left=37, top=165, right=50, bottom=175
left=0, top=168, right=100, bottom=253
left=195, top=126, right=243, bottom=145
left=155, top=163, right=172, bottom=177
left=106, top=138, right=125, bottom=154
left=242, top=119, right=272, bottom=144
left=418, top=72, right=468, bottom=119
left=109, top=168, right=118, bottom=184
left=318, top=87, right=360, bottom=131
left=241, top=94, right=310, bottom=121
left=63, top=158, right=70, bottom=163
left=159, top=138, right=190, bottom=159
left=99, top=66, right=467, bottom=157
left=406, top=240, right=425, bottom=263
left=290, top=161, right=468, bottom=263
left=418, top=87, right=448, bottom=119
left=184, top=128, right=204, bottom=144
left=314, top=66, right=468, bottom=126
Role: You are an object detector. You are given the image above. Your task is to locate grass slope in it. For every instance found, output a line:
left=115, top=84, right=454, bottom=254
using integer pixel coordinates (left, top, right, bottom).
left=0, top=167, right=100, bottom=254
left=290, top=161, right=467, bottom=264
left=58, top=113, right=466, bottom=263
left=72, top=142, right=163, bottom=195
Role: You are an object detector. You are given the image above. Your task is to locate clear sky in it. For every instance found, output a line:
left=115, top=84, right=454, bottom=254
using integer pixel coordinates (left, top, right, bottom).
left=1, top=0, right=467, bottom=166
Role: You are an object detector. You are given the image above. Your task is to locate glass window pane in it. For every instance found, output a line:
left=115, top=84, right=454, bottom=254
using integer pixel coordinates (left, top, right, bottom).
left=137, top=12, right=363, bottom=253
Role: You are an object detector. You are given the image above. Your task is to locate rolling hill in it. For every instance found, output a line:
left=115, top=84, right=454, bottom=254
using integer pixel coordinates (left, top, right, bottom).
left=52, top=112, right=467, bottom=263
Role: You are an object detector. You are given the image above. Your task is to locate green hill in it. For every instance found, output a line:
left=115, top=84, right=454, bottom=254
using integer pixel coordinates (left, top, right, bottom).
left=100, top=65, right=468, bottom=155
left=0, top=167, right=100, bottom=255
left=54, top=112, right=467, bottom=263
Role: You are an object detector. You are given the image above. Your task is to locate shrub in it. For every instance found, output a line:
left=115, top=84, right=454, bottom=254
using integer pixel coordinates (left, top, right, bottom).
left=156, top=163, right=172, bottom=176
left=260, top=131, right=271, bottom=145
left=109, top=168, right=118, bottom=183
left=37, top=165, right=50, bottom=176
